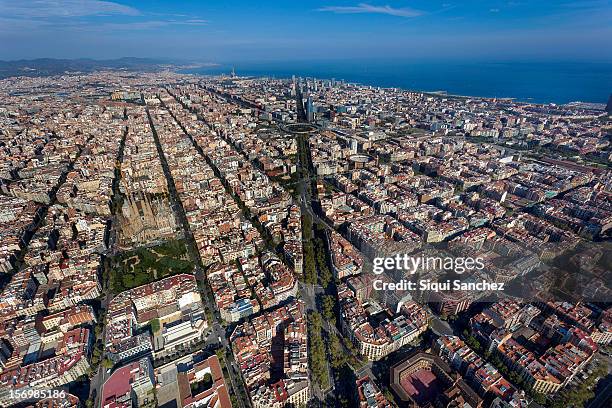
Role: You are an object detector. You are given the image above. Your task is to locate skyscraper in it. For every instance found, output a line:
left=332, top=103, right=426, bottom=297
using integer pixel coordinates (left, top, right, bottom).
left=306, top=95, right=314, bottom=122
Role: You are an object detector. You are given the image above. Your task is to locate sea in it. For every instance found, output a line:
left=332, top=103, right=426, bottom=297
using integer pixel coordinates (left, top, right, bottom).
left=180, top=60, right=612, bottom=105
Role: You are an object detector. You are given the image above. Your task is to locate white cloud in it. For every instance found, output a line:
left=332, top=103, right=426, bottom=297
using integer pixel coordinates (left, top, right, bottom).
left=183, top=19, right=209, bottom=25
left=489, top=8, right=500, bottom=12
left=318, top=3, right=423, bottom=18
left=100, top=19, right=208, bottom=30
left=0, top=1, right=208, bottom=33
left=100, top=21, right=171, bottom=30
left=0, top=0, right=140, bottom=18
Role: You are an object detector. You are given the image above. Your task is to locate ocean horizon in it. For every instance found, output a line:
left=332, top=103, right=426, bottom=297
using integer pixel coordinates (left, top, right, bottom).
left=181, top=60, right=612, bottom=105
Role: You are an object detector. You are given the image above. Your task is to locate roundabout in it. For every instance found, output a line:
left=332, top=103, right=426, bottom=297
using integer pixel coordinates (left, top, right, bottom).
left=280, top=123, right=320, bottom=134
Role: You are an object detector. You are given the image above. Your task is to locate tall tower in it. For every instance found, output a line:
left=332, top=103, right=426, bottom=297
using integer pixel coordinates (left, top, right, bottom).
left=306, top=95, right=314, bottom=122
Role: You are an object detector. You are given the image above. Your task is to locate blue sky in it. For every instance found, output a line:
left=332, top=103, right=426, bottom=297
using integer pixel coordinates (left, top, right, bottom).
left=0, top=0, right=610, bottom=62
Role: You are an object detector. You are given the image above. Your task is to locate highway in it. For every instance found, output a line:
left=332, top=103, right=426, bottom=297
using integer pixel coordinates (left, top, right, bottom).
left=290, top=86, right=381, bottom=402
left=294, top=82, right=308, bottom=123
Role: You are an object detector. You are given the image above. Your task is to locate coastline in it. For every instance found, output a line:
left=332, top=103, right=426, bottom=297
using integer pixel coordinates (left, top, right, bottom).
left=179, top=60, right=612, bottom=106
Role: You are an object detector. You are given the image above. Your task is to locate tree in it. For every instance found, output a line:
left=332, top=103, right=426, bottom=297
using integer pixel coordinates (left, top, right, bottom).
left=383, top=389, right=395, bottom=405
left=322, top=295, right=336, bottom=323
left=319, top=265, right=332, bottom=289
left=308, top=312, right=329, bottom=388
left=102, top=358, right=113, bottom=369
left=328, top=334, right=345, bottom=369
left=303, top=241, right=317, bottom=284
left=302, top=213, right=313, bottom=240
left=203, top=373, right=212, bottom=384
left=150, top=318, right=161, bottom=333
left=548, top=361, right=606, bottom=408
left=531, top=392, right=547, bottom=405
left=464, top=334, right=482, bottom=353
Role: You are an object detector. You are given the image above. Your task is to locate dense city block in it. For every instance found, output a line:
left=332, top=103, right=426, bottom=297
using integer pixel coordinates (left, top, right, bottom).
left=0, top=71, right=610, bottom=408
